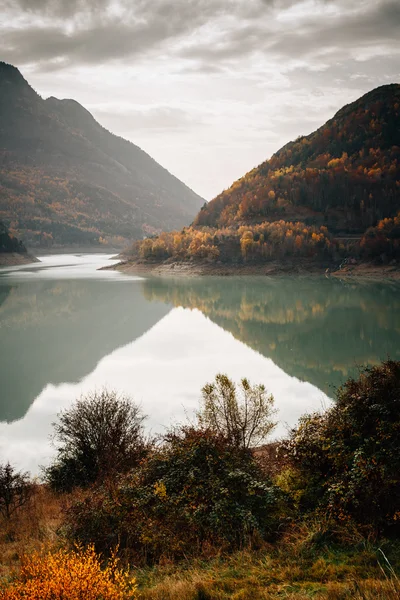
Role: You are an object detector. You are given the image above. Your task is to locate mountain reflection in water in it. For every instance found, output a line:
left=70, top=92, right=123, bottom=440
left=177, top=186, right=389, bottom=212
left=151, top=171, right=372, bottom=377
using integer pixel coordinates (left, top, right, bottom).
left=0, top=278, right=170, bottom=422
left=142, top=276, right=400, bottom=396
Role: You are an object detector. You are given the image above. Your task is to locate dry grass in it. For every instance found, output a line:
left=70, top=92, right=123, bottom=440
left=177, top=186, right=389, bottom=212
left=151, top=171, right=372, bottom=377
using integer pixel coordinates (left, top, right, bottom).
left=135, top=522, right=400, bottom=600
left=1, top=489, right=398, bottom=600
left=0, top=484, right=71, bottom=580
left=135, top=555, right=400, bottom=600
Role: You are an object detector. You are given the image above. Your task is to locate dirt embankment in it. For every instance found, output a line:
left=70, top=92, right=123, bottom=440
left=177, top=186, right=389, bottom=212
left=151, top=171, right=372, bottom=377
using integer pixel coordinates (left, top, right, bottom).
left=103, top=258, right=326, bottom=277
left=0, top=253, right=39, bottom=267
left=105, top=258, right=400, bottom=279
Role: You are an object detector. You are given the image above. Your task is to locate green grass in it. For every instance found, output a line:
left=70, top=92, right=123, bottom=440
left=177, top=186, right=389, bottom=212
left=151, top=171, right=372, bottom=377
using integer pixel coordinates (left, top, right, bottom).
left=135, top=529, right=400, bottom=600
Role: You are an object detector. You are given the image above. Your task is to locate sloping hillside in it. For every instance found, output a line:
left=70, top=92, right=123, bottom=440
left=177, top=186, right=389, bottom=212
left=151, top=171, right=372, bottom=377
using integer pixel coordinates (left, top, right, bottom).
left=194, top=84, right=400, bottom=233
left=0, top=220, right=37, bottom=265
left=0, top=62, right=204, bottom=247
left=0, top=220, right=26, bottom=254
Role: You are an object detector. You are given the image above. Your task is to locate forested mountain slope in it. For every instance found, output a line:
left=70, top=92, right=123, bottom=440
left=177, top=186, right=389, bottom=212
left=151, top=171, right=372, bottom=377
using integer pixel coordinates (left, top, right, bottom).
left=0, top=62, right=204, bottom=247
left=0, top=220, right=27, bottom=254
left=0, top=220, right=36, bottom=266
left=194, top=84, right=400, bottom=233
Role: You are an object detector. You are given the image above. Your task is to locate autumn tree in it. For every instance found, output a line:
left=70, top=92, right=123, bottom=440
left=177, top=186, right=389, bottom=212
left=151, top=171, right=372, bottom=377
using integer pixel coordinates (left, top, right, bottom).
left=197, top=374, right=276, bottom=448
left=44, top=389, right=148, bottom=492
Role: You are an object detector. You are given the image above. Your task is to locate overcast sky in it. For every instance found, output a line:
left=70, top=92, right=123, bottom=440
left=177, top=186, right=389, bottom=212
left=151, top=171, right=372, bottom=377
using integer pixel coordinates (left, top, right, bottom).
left=1, top=0, right=400, bottom=199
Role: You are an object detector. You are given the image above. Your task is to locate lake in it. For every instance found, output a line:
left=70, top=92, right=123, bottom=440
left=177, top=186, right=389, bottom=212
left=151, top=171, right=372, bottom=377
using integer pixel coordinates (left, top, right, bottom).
left=1, top=254, right=400, bottom=475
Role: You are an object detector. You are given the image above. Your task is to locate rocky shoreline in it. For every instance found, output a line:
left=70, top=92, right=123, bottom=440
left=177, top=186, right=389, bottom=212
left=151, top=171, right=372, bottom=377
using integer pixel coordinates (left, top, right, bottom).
left=0, top=252, right=39, bottom=267
left=104, top=257, right=400, bottom=279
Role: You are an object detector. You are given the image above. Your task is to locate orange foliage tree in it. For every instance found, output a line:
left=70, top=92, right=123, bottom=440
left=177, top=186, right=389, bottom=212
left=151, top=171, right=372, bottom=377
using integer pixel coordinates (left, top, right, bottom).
left=0, top=546, right=136, bottom=600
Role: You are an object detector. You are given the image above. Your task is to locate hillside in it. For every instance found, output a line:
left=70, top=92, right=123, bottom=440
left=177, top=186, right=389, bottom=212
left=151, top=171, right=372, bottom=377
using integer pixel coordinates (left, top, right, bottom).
left=0, top=220, right=26, bottom=254
left=194, top=84, right=400, bottom=233
left=0, top=220, right=36, bottom=265
left=0, top=62, right=204, bottom=247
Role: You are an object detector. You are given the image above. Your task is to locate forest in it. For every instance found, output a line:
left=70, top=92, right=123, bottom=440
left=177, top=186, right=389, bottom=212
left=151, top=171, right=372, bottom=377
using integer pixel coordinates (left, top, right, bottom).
left=125, top=211, right=400, bottom=266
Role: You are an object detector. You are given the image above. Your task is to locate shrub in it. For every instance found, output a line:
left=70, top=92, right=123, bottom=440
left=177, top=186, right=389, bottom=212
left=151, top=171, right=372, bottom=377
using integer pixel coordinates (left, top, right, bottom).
left=198, top=374, right=276, bottom=448
left=284, top=360, right=400, bottom=531
left=44, top=389, right=147, bottom=492
left=65, top=427, right=285, bottom=563
left=0, top=462, right=33, bottom=520
left=0, top=545, right=136, bottom=600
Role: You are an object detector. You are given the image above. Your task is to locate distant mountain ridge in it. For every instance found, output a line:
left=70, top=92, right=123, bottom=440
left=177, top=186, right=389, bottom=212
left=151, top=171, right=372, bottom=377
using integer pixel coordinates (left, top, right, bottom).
left=0, top=62, right=204, bottom=247
left=194, top=84, right=400, bottom=233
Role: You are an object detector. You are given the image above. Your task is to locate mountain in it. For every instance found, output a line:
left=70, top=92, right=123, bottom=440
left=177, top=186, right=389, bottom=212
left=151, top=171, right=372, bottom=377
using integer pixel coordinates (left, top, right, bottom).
left=194, top=84, right=400, bottom=233
left=0, top=62, right=204, bottom=247
left=124, top=84, right=400, bottom=267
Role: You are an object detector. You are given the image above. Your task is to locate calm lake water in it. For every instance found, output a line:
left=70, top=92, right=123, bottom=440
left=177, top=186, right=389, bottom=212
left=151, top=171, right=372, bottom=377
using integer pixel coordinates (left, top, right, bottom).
left=1, top=254, right=400, bottom=475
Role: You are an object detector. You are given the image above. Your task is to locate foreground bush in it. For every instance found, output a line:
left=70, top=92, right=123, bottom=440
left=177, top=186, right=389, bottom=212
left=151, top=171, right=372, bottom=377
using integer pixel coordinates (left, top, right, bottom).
left=65, top=427, right=286, bottom=563
left=0, top=545, right=136, bottom=599
left=284, top=360, right=400, bottom=531
left=44, top=389, right=148, bottom=492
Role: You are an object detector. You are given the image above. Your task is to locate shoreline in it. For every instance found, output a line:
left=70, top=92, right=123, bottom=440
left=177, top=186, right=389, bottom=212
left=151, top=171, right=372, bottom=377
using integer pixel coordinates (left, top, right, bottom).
left=104, top=258, right=400, bottom=279
left=0, top=252, right=39, bottom=267
left=34, top=246, right=123, bottom=256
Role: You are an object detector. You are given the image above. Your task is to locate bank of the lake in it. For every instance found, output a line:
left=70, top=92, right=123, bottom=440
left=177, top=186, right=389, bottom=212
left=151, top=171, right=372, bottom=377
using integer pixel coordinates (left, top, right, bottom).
left=0, top=252, right=39, bottom=267
left=34, top=245, right=123, bottom=256
left=109, top=257, right=400, bottom=279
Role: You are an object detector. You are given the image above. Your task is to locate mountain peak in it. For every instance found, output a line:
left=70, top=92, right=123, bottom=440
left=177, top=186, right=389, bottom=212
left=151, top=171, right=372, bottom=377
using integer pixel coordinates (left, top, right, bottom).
left=332, top=83, right=400, bottom=122
left=0, top=61, right=23, bottom=78
left=0, top=61, right=41, bottom=104
left=0, top=61, right=33, bottom=88
left=45, top=96, right=97, bottom=129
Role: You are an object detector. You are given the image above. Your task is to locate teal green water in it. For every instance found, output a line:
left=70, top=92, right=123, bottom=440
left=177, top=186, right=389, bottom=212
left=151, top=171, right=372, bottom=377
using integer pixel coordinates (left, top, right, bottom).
left=1, top=255, right=400, bottom=474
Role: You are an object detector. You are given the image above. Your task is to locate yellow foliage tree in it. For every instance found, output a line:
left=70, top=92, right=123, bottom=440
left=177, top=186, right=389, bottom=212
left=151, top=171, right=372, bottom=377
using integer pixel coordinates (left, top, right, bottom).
left=0, top=546, right=136, bottom=600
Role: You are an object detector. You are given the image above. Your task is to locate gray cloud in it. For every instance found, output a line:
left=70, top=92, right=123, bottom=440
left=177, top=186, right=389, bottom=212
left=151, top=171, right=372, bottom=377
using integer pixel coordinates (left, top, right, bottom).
left=179, top=0, right=400, bottom=70
left=0, top=1, right=280, bottom=69
left=3, top=0, right=398, bottom=74
left=267, top=1, right=400, bottom=59
left=1, top=1, right=234, bottom=68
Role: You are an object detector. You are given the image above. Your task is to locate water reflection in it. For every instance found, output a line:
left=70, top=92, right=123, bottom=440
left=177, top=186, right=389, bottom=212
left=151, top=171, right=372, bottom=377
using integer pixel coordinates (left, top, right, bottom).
left=1, top=307, right=329, bottom=474
left=143, top=276, right=400, bottom=395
